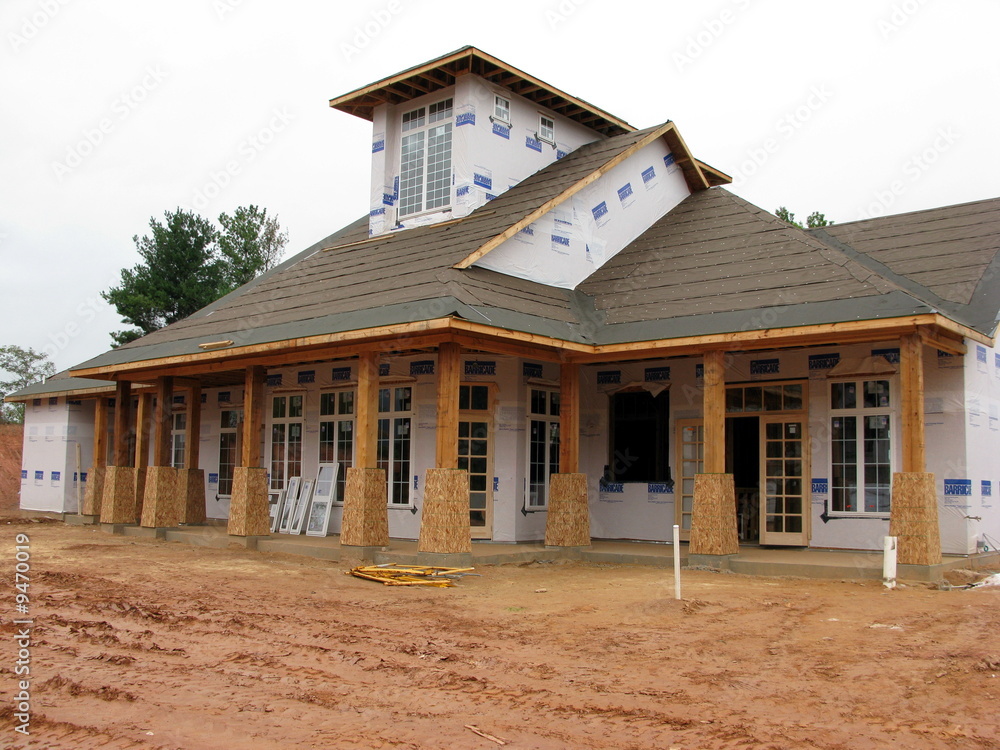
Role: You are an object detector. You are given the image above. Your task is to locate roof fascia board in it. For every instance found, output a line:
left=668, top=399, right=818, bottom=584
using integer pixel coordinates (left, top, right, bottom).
left=453, top=122, right=693, bottom=270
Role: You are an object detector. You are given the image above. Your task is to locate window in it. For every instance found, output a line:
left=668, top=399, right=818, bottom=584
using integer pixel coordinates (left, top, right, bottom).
left=527, top=388, right=560, bottom=508
left=493, top=95, right=510, bottom=124
left=399, top=98, right=453, bottom=217
left=171, top=412, right=187, bottom=469
left=270, top=395, right=303, bottom=490
left=378, top=387, right=412, bottom=505
left=218, top=410, right=241, bottom=496
left=538, top=115, right=555, bottom=144
left=319, top=390, right=354, bottom=504
left=726, top=382, right=804, bottom=413
left=608, top=390, right=669, bottom=483
left=830, top=379, right=892, bottom=513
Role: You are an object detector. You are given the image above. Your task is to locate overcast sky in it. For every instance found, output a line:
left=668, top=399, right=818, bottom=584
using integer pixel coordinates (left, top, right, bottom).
left=1, top=0, right=998, bottom=374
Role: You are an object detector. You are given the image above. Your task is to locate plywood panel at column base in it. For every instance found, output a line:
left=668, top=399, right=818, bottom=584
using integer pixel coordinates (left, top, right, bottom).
left=419, top=468, right=471, bottom=554
left=889, top=472, right=942, bottom=566
left=689, top=473, right=739, bottom=556
left=141, top=466, right=180, bottom=529
left=100, top=466, right=136, bottom=524
left=227, top=466, right=269, bottom=537
left=178, top=469, right=207, bottom=525
left=545, top=473, right=590, bottom=547
left=341, top=467, right=389, bottom=547
left=82, top=466, right=106, bottom=516
left=133, top=468, right=147, bottom=524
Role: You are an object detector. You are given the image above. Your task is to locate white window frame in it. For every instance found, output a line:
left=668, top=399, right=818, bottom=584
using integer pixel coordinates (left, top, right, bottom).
left=378, top=385, right=414, bottom=506
left=492, top=95, right=511, bottom=125
left=269, top=393, right=304, bottom=491
left=217, top=409, right=242, bottom=497
left=525, top=386, right=560, bottom=509
left=170, top=411, right=187, bottom=469
left=398, top=98, right=453, bottom=219
left=538, top=114, right=555, bottom=145
left=829, top=377, right=897, bottom=516
left=319, top=388, right=355, bottom=506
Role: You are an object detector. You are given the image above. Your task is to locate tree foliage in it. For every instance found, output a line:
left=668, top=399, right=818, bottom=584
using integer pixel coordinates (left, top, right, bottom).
left=0, top=345, right=56, bottom=423
left=102, top=205, right=288, bottom=347
left=775, top=206, right=834, bottom=229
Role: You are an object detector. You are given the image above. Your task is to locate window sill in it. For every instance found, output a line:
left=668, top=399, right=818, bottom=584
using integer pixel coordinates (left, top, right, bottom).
left=827, top=513, right=891, bottom=520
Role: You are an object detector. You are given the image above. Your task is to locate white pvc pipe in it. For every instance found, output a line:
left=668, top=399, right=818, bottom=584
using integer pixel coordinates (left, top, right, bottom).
left=883, top=535, right=897, bottom=589
left=673, top=524, right=681, bottom=600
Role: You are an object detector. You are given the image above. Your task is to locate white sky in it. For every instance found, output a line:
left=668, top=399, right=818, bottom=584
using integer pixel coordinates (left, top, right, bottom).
left=1, top=0, right=998, bottom=374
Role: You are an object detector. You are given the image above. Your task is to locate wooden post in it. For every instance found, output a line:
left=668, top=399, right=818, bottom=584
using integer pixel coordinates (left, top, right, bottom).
left=690, top=350, right=739, bottom=559
left=179, top=383, right=206, bottom=524
left=228, top=366, right=269, bottom=536
left=141, top=377, right=180, bottom=528
left=354, top=351, right=380, bottom=469
left=559, top=362, right=580, bottom=474
left=436, top=342, right=461, bottom=469
left=112, top=380, right=132, bottom=467
left=101, top=380, right=137, bottom=524
left=133, top=392, right=152, bottom=523
left=900, top=332, right=926, bottom=473
left=82, top=397, right=109, bottom=517
left=702, top=350, right=726, bottom=474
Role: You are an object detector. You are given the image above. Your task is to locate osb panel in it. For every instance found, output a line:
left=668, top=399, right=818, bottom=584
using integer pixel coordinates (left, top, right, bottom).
left=178, top=469, right=207, bottom=525
left=228, top=467, right=270, bottom=537
left=140, top=466, right=180, bottom=529
left=545, top=473, right=590, bottom=547
left=82, top=466, right=106, bottom=516
left=341, top=467, right=388, bottom=547
left=689, top=473, right=739, bottom=556
left=889, top=472, right=942, bottom=566
left=418, top=469, right=471, bottom=554
left=133, top=468, right=147, bottom=525
left=99, top=466, right=136, bottom=525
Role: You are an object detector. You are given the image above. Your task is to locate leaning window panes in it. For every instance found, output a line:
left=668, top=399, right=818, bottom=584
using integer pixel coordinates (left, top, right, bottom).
left=527, top=388, right=560, bottom=508
left=399, top=98, right=453, bottom=217
left=378, top=387, right=412, bottom=505
left=319, top=390, right=355, bottom=504
left=270, top=394, right=303, bottom=491
left=830, top=380, right=892, bottom=513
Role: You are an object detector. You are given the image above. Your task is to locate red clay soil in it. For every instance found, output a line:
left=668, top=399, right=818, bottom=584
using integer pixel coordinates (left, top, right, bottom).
left=0, top=423, right=23, bottom=512
left=0, top=519, right=998, bottom=749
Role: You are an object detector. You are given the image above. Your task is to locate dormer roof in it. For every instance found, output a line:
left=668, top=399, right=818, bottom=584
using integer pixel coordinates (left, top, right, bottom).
left=329, top=45, right=635, bottom=138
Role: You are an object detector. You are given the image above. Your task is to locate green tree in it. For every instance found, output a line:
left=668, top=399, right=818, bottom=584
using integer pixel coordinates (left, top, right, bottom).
left=775, top=206, right=834, bottom=229
left=217, top=205, right=288, bottom=294
left=0, top=345, right=56, bottom=423
left=103, top=206, right=287, bottom=347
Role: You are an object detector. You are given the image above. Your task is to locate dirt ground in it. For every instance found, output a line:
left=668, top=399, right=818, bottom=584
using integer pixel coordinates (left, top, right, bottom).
left=0, top=424, right=23, bottom=513
left=1, top=518, right=998, bottom=750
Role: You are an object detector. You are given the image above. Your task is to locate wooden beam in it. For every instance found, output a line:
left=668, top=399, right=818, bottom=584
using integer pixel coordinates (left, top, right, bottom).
left=559, top=363, right=580, bottom=474
left=702, top=351, right=726, bottom=474
left=241, top=366, right=265, bottom=468
left=112, top=380, right=132, bottom=467
left=435, top=342, right=461, bottom=469
left=900, top=333, right=926, bottom=473
left=134, top=393, right=152, bottom=470
left=185, top=383, right=202, bottom=470
left=152, top=377, right=173, bottom=468
left=453, top=123, right=680, bottom=270
left=93, top=397, right=109, bottom=467
left=354, top=351, right=380, bottom=469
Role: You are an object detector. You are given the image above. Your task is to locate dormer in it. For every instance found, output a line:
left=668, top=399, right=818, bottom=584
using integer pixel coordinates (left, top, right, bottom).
left=330, top=46, right=635, bottom=237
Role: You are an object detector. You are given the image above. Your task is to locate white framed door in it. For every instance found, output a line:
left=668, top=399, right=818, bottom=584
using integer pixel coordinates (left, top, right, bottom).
left=759, top=417, right=809, bottom=546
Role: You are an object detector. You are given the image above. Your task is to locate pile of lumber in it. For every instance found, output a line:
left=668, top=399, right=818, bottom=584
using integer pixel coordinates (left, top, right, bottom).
left=346, top=563, right=476, bottom=587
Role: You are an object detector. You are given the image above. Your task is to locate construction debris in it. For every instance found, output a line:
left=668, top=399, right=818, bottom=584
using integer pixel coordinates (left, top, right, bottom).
left=346, top=564, right=478, bottom=587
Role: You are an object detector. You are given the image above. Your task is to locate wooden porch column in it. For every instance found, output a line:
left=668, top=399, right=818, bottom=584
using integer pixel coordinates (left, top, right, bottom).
left=178, top=383, right=206, bottom=524
left=101, top=381, right=137, bottom=524
left=228, top=366, right=269, bottom=536
left=341, top=351, right=388, bottom=551
left=82, top=396, right=109, bottom=517
left=690, top=350, right=739, bottom=558
left=546, top=362, right=590, bottom=548
left=419, top=342, right=471, bottom=557
left=141, top=377, right=180, bottom=528
left=133, top=392, right=152, bottom=523
left=889, top=333, right=941, bottom=565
